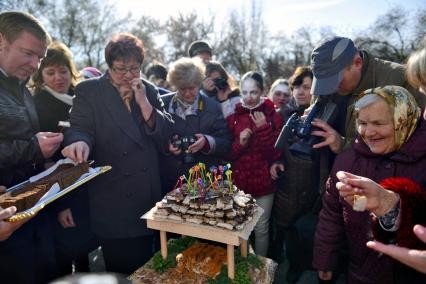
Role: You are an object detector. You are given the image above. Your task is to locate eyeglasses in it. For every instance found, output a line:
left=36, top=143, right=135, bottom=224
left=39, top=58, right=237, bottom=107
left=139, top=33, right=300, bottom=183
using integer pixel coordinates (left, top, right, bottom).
left=111, top=65, right=141, bottom=75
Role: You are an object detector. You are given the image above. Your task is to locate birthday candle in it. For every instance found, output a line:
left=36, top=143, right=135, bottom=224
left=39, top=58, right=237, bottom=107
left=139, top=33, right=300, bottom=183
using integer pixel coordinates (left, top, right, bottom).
left=226, top=170, right=233, bottom=192
left=179, top=176, right=184, bottom=193
left=172, top=179, right=180, bottom=192
left=188, top=168, right=193, bottom=184
left=206, top=172, right=212, bottom=187
left=198, top=162, right=205, bottom=181
left=186, top=171, right=192, bottom=192
left=217, top=175, right=222, bottom=193
left=198, top=178, right=204, bottom=197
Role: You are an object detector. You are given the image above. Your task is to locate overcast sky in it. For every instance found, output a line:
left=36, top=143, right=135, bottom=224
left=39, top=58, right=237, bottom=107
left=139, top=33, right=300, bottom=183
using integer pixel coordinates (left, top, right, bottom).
left=115, top=0, right=423, bottom=36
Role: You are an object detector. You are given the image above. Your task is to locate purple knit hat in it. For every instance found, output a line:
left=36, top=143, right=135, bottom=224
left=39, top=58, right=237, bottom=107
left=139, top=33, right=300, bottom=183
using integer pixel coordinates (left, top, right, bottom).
left=81, top=67, right=102, bottom=79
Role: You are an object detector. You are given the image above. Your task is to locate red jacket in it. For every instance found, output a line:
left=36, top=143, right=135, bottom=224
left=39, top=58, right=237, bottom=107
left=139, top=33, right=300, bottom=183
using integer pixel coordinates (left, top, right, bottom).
left=226, top=99, right=283, bottom=197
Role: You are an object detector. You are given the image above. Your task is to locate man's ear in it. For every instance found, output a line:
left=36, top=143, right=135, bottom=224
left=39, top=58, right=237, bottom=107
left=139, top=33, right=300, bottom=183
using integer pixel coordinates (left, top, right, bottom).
left=0, top=33, right=6, bottom=52
left=352, top=54, right=363, bottom=70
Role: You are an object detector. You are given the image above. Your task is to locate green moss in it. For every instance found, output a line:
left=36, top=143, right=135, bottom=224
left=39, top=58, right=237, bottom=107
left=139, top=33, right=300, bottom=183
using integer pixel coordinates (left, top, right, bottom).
left=149, top=237, right=197, bottom=272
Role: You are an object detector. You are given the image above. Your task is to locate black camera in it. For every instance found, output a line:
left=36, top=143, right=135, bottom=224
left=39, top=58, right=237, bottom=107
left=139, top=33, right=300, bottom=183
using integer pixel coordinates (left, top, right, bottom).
left=275, top=96, right=338, bottom=160
left=213, top=78, right=228, bottom=90
left=170, top=134, right=197, bottom=164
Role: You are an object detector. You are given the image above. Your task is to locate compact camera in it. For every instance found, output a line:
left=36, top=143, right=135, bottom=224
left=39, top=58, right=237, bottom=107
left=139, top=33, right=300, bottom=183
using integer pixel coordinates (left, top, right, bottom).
left=275, top=96, right=338, bottom=160
left=170, top=134, right=197, bottom=164
left=213, top=78, right=228, bottom=90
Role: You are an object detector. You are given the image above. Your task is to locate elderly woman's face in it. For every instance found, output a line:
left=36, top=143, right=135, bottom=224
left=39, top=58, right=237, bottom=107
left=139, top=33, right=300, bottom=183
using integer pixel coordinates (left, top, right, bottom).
left=109, top=58, right=141, bottom=89
left=357, top=99, right=396, bottom=155
left=178, top=85, right=199, bottom=104
left=42, top=64, right=71, bottom=93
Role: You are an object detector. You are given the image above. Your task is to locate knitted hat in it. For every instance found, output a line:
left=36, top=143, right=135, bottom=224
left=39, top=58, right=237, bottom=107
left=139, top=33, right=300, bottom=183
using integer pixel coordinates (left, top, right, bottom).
left=81, top=67, right=102, bottom=79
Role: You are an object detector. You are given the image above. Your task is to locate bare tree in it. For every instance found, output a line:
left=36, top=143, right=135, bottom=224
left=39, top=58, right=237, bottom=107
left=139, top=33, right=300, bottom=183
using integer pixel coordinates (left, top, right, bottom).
left=413, top=8, right=426, bottom=49
left=355, top=6, right=412, bottom=63
left=131, top=16, right=166, bottom=69
left=0, top=0, right=54, bottom=20
left=164, top=11, right=215, bottom=62
left=46, top=0, right=130, bottom=68
left=217, top=0, right=267, bottom=78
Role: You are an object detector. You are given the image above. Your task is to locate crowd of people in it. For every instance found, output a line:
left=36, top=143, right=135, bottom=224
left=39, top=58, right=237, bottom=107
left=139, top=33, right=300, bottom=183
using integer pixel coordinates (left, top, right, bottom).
left=1, top=10, right=426, bottom=284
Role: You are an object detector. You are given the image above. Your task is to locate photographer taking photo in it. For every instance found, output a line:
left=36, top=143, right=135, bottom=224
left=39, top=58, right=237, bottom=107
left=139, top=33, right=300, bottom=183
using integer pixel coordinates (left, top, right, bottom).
left=202, top=61, right=240, bottom=118
left=159, top=57, right=232, bottom=195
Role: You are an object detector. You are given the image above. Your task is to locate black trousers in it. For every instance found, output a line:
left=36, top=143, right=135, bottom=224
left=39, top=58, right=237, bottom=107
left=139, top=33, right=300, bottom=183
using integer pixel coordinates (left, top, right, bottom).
left=99, top=235, right=155, bottom=275
left=0, top=213, right=57, bottom=284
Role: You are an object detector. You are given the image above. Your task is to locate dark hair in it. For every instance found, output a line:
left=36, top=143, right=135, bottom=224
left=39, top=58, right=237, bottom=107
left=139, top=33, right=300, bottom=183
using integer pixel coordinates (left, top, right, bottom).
left=105, top=33, right=145, bottom=68
left=146, top=62, right=168, bottom=80
left=240, top=71, right=264, bottom=91
left=205, top=61, right=237, bottom=89
left=288, top=66, right=313, bottom=90
left=31, top=42, right=80, bottom=95
left=0, top=11, right=51, bottom=44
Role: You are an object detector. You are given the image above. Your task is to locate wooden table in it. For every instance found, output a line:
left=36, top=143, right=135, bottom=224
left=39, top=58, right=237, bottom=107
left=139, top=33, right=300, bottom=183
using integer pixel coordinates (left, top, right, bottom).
left=143, top=209, right=256, bottom=280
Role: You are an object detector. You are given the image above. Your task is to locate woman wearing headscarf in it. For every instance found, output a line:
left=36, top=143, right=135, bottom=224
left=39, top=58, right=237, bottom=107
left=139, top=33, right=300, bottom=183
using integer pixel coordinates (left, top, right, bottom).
left=313, top=86, right=426, bottom=283
left=338, top=48, right=426, bottom=277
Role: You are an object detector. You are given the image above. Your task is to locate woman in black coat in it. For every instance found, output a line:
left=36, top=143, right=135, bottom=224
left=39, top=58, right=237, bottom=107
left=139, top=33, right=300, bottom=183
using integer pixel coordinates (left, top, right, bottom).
left=62, top=33, right=173, bottom=274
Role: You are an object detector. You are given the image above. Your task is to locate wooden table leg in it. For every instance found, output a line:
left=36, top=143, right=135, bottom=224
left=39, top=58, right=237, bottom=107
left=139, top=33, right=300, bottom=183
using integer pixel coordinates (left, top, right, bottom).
left=241, top=239, right=248, bottom=258
left=160, top=230, right=167, bottom=260
left=227, top=244, right=235, bottom=279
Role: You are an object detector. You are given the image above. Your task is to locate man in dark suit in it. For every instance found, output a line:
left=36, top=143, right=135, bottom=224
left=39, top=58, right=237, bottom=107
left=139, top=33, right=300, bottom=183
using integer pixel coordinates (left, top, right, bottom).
left=62, top=33, right=173, bottom=275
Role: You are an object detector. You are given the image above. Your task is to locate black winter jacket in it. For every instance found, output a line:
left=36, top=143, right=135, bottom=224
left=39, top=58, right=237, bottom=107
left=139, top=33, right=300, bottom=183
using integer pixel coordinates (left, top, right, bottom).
left=0, top=72, right=44, bottom=187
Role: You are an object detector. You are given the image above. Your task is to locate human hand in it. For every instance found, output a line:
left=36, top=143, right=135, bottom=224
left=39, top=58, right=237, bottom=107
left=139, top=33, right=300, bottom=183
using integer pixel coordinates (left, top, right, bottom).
left=250, top=111, right=267, bottom=128
left=311, top=118, right=343, bottom=154
left=61, top=141, right=90, bottom=164
left=131, top=78, right=147, bottom=105
left=336, top=171, right=399, bottom=215
left=202, top=77, right=215, bottom=92
left=0, top=186, right=5, bottom=193
left=318, top=270, right=333, bottom=281
left=57, top=208, right=76, bottom=228
left=36, top=132, right=64, bottom=158
left=270, top=162, right=285, bottom=180
left=239, top=128, right=253, bottom=146
left=0, top=206, right=29, bottom=241
left=131, top=78, right=153, bottom=121
left=216, top=85, right=232, bottom=102
left=168, top=140, right=182, bottom=155
left=367, top=224, right=426, bottom=274
left=187, top=134, right=206, bottom=154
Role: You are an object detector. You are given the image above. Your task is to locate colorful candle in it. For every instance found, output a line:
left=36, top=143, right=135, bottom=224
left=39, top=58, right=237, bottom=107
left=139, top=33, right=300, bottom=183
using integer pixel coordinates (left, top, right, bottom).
left=226, top=170, right=232, bottom=192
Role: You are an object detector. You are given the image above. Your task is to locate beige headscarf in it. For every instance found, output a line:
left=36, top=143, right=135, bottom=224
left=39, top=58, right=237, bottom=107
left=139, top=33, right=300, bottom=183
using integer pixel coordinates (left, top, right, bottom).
left=358, top=85, right=421, bottom=151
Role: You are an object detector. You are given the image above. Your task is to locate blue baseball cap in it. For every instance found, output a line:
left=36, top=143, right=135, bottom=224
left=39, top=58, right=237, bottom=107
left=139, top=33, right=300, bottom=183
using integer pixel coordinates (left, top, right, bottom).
left=310, top=37, right=357, bottom=95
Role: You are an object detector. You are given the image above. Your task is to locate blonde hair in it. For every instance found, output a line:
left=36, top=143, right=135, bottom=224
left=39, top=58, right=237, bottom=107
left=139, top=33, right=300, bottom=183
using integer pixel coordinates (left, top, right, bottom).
left=406, top=48, right=426, bottom=91
left=167, top=57, right=205, bottom=89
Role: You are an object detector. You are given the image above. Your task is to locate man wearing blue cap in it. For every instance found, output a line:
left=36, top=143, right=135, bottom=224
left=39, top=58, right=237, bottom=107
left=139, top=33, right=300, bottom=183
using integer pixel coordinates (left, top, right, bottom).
left=309, top=36, right=426, bottom=155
